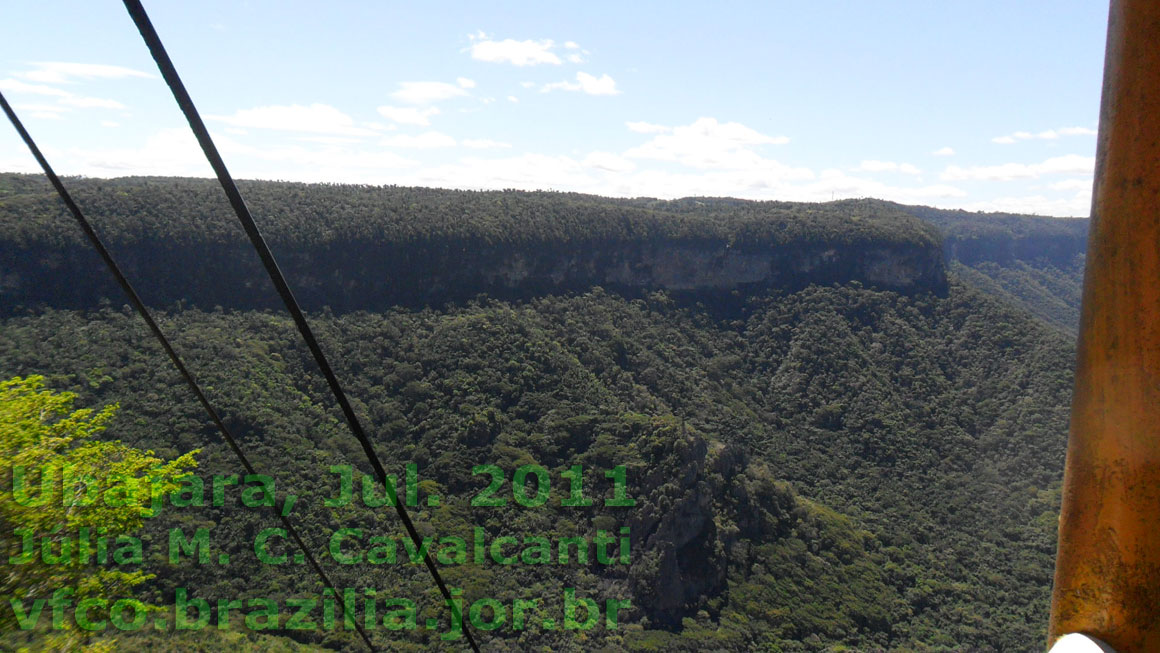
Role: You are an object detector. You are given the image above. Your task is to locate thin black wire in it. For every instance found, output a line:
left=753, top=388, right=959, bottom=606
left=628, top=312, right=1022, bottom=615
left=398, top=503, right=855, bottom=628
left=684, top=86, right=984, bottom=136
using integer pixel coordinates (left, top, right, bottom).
left=120, top=2, right=481, bottom=651
left=0, top=90, right=378, bottom=653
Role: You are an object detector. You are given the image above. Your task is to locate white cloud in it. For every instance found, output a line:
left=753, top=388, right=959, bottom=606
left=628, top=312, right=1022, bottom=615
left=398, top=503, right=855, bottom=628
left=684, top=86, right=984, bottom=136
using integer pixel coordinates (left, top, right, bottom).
left=462, top=139, right=512, bottom=149
left=0, top=78, right=69, bottom=97
left=470, top=38, right=561, bottom=66
left=391, top=81, right=469, bottom=104
left=856, top=160, right=895, bottom=172
left=1, top=77, right=127, bottom=113
left=12, top=104, right=66, bottom=120
left=456, top=77, right=476, bottom=89
left=1049, top=178, right=1092, bottom=191
left=564, top=41, right=580, bottom=50
left=60, top=95, right=125, bottom=109
left=101, top=120, right=120, bottom=128
left=941, top=154, right=1095, bottom=181
left=798, top=169, right=966, bottom=203
left=855, top=160, right=921, bottom=175
left=212, top=136, right=417, bottom=181
left=40, top=126, right=1080, bottom=216
left=519, top=81, right=536, bottom=89
left=17, top=62, right=153, bottom=84
left=381, top=131, right=457, bottom=148
left=952, top=192, right=1091, bottom=217
left=567, top=53, right=585, bottom=64
left=932, top=146, right=955, bottom=156
left=404, top=153, right=598, bottom=191
left=507, top=95, right=519, bottom=103
left=207, top=104, right=377, bottom=136
left=397, top=154, right=961, bottom=208
left=68, top=127, right=214, bottom=177
left=626, top=121, right=671, bottom=134
left=993, top=126, right=1097, bottom=144
left=376, top=105, right=440, bottom=126
left=296, top=136, right=364, bottom=145
left=625, top=117, right=791, bottom=169
left=542, top=72, right=620, bottom=95
left=583, top=151, right=636, bottom=173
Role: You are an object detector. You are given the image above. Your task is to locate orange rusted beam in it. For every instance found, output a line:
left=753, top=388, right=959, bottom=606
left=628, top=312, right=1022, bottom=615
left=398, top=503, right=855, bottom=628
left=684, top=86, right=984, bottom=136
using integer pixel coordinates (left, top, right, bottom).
left=1049, top=0, right=1160, bottom=651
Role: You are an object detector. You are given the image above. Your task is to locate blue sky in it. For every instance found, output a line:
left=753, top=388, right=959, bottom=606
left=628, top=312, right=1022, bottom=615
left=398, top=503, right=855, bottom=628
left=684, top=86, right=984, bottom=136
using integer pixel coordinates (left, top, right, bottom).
left=2, top=1, right=1108, bottom=216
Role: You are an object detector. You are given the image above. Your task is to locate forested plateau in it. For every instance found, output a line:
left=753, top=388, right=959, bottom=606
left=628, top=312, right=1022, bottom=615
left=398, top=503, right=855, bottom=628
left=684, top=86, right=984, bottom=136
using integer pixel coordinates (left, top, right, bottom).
left=0, top=173, right=1087, bottom=651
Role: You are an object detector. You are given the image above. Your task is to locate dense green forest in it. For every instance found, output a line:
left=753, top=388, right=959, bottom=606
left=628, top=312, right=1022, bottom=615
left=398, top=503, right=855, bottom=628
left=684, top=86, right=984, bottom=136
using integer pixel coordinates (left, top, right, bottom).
left=895, top=203, right=1087, bottom=334
left=0, top=174, right=948, bottom=313
left=0, top=175, right=1086, bottom=651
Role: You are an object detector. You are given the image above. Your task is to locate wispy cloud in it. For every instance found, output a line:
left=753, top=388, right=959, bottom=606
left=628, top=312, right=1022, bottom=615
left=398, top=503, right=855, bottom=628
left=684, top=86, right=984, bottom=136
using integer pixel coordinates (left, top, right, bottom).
left=992, top=126, right=1097, bottom=144
left=541, top=72, right=620, bottom=96
left=376, top=105, right=440, bottom=126
left=206, top=104, right=379, bottom=136
left=462, top=139, right=512, bottom=149
left=1048, top=178, right=1092, bottom=191
left=583, top=151, right=636, bottom=173
left=626, top=121, right=670, bottom=134
left=391, top=81, right=470, bottom=104
left=932, top=146, right=955, bottom=156
left=12, top=102, right=67, bottom=120
left=942, top=154, right=1094, bottom=181
left=625, top=117, right=790, bottom=169
left=60, top=95, right=124, bottom=109
left=0, top=78, right=69, bottom=97
left=855, top=160, right=921, bottom=175
left=468, top=33, right=562, bottom=66
left=381, top=131, right=457, bottom=148
left=0, top=77, right=126, bottom=112
left=16, top=61, right=153, bottom=84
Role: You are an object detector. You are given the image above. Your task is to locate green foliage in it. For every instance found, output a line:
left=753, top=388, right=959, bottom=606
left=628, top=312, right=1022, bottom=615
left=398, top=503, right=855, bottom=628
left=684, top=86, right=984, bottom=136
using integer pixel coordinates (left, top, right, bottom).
left=897, top=202, right=1088, bottom=333
left=0, top=174, right=938, bottom=249
left=0, top=173, right=1086, bottom=650
left=0, top=279, right=1073, bottom=651
left=0, top=376, right=197, bottom=651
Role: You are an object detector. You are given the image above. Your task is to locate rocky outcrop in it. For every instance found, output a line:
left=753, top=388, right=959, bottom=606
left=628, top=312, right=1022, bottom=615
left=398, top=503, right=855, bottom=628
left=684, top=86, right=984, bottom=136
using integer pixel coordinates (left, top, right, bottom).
left=0, top=235, right=947, bottom=314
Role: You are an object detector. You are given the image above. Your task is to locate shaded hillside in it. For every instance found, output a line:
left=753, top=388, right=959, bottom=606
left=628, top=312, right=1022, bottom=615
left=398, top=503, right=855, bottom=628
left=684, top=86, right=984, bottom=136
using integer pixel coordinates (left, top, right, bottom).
left=0, top=280, right=1072, bottom=651
left=897, top=203, right=1088, bottom=334
left=0, top=174, right=946, bottom=315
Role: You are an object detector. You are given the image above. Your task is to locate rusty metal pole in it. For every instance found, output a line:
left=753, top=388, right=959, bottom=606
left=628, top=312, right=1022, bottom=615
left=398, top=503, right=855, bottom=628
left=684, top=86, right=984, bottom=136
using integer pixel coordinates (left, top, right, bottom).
left=1049, top=0, right=1160, bottom=650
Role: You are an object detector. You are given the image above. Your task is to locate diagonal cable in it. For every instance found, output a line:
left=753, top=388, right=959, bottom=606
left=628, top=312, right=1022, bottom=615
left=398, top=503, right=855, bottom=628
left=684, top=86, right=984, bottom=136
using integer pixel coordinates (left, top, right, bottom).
left=0, top=89, right=378, bottom=653
left=120, top=2, right=481, bottom=650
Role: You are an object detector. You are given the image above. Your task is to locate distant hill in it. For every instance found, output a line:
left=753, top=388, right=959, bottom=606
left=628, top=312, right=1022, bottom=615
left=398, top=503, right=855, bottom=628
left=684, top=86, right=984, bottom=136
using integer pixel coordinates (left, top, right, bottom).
left=0, top=174, right=947, bottom=314
left=0, top=174, right=1088, bottom=334
left=897, top=203, right=1087, bottom=334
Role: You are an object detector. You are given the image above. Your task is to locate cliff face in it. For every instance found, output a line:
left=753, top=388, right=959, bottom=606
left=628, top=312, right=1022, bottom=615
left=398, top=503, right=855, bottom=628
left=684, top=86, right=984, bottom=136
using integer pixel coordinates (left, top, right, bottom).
left=0, top=235, right=947, bottom=314
left=943, top=233, right=1086, bottom=270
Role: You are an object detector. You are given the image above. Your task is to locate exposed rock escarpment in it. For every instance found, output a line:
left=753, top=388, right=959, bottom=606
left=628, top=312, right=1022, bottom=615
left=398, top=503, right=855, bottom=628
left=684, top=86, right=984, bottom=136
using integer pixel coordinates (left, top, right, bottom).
left=0, top=236, right=946, bottom=313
